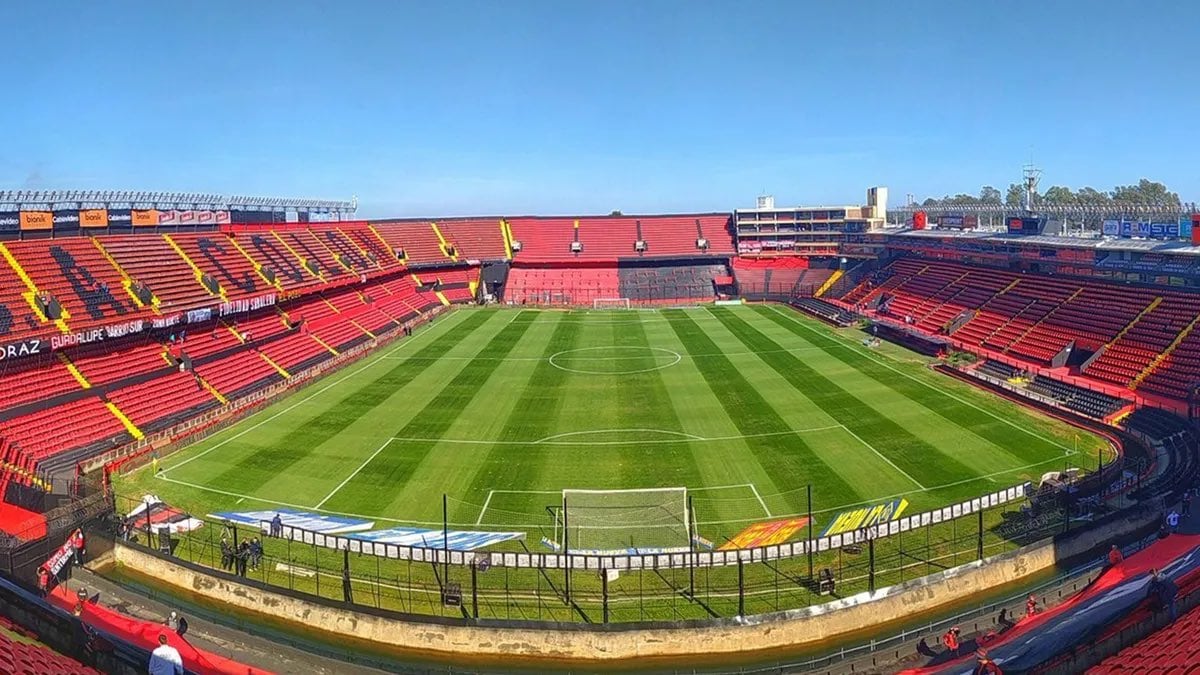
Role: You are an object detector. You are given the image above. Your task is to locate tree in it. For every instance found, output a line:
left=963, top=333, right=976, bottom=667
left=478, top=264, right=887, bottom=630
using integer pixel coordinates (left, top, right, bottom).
left=609, top=210, right=624, bottom=216
left=1075, top=186, right=1109, bottom=204
left=1005, top=183, right=1026, bottom=208
left=921, top=197, right=939, bottom=207
left=1041, top=185, right=1076, bottom=205
left=1111, top=179, right=1180, bottom=206
left=979, top=186, right=1002, bottom=205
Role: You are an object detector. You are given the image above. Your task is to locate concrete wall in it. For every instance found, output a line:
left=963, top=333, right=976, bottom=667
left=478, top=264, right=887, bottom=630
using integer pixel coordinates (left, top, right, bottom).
left=114, top=542, right=1052, bottom=663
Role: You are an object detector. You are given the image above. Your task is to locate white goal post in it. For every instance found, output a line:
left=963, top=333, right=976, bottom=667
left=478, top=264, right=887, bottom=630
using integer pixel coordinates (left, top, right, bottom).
left=593, top=298, right=632, bottom=310
left=562, top=487, right=690, bottom=554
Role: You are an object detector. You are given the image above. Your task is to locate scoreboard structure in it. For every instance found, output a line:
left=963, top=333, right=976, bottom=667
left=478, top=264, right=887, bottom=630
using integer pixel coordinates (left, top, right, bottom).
left=0, top=190, right=356, bottom=236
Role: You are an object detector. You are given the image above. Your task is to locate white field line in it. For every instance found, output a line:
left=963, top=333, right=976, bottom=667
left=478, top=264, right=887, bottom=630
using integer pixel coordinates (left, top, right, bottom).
left=314, top=438, right=394, bottom=509
left=747, top=483, right=772, bottom=517
left=475, top=490, right=495, bottom=526
left=380, top=344, right=836, bottom=361
left=766, top=304, right=1077, bottom=453
left=838, top=424, right=926, bottom=489
left=162, top=311, right=458, bottom=476
left=390, top=425, right=843, bottom=447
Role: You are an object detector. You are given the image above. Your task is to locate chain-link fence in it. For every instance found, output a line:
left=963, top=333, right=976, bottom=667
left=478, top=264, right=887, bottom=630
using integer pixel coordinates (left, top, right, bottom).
left=113, top=480, right=1107, bottom=626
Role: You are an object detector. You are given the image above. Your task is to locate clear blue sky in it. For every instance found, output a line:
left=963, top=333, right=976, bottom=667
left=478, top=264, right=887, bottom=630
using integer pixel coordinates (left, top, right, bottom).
left=3, top=1, right=1196, bottom=217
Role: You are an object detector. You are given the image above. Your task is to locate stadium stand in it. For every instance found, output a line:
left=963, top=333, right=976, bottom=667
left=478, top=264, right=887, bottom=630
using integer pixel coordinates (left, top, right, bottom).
left=0, top=625, right=99, bottom=675
left=506, top=266, right=620, bottom=305
left=373, top=221, right=455, bottom=266
left=1090, top=603, right=1200, bottom=673
left=506, top=214, right=733, bottom=263
left=732, top=257, right=838, bottom=299
left=833, top=256, right=1200, bottom=404
left=0, top=223, right=480, bottom=482
left=617, top=263, right=726, bottom=303
left=437, top=219, right=509, bottom=261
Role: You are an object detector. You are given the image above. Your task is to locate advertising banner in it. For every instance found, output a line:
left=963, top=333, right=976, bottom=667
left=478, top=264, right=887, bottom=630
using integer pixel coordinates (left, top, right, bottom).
left=215, top=210, right=231, bottom=224
left=158, top=210, right=179, bottom=225
left=52, top=210, right=81, bottom=231
left=0, top=211, right=19, bottom=234
left=195, top=210, right=215, bottom=225
left=79, top=209, right=108, bottom=228
left=107, top=208, right=133, bottom=230
left=132, top=210, right=159, bottom=226
left=176, top=210, right=196, bottom=225
left=19, top=210, right=53, bottom=231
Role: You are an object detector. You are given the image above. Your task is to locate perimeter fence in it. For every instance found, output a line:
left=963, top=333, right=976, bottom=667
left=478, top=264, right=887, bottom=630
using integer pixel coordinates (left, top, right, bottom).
left=111, top=477, right=1129, bottom=625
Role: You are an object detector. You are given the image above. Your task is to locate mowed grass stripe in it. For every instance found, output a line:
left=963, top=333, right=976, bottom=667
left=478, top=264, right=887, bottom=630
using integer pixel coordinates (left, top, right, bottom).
left=663, top=309, right=861, bottom=510
left=201, top=310, right=494, bottom=493
left=464, top=316, right=585, bottom=530
left=390, top=311, right=563, bottom=523
left=738, top=314, right=1033, bottom=478
left=321, top=312, right=539, bottom=513
left=609, top=315, right=706, bottom=493
left=757, top=305, right=1076, bottom=464
left=710, top=306, right=979, bottom=487
left=642, top=314, right=805, bottom=528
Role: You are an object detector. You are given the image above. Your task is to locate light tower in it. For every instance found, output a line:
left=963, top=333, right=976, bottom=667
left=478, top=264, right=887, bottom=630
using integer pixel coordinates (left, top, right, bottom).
left=1022, top=163, right=1041, bottom=213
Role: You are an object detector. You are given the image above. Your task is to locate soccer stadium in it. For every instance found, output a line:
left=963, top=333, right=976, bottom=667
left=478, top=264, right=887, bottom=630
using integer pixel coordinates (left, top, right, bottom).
left=4, top=4, right=1200, bottom=675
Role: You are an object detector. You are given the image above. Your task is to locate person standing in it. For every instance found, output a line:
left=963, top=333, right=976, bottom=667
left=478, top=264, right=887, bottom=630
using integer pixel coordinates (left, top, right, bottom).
left=1025, top=595, right=1039, bottom=618
left=1167, top=510, right=1181, bottom=534
left=148, top=633, right=183, bottom=675
left=1148, top=568, right=1178, bottom=622
left=1107, top=545, right=1124, bottom=568
left=942, top=626, right=961, bottom=657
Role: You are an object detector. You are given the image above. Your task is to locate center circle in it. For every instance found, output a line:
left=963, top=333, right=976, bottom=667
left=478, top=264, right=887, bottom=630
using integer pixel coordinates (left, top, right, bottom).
left=548, top=346, right=682, bottom=375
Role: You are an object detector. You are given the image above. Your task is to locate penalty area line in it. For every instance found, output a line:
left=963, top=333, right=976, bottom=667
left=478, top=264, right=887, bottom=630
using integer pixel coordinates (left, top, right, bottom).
left=747, top=483, right=772, bottom=517
left=475, top=490, right=495, bottom=527
left=838, top=424, right=927, bottom=490
left=314, top=438, right=394, bottom=509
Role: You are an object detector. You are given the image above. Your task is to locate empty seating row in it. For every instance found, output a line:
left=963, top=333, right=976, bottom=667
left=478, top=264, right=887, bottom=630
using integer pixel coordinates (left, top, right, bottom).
left=0, top=626, right=100, bottom=675
left=505, top=267, right=620, bottom=305
left=507, top=214, right=732, bottom=263
left=618, top=264, right=726, bottom=303
left=836, top=256, right=1200, bottom=400
left=0, top=266, right=466, bottom=473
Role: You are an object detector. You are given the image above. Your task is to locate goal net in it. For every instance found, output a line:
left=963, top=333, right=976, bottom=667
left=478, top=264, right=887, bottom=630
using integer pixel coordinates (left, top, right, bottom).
left=561, top=487, right=690, bottom=554
left=593, top=298, right=631, bottom=310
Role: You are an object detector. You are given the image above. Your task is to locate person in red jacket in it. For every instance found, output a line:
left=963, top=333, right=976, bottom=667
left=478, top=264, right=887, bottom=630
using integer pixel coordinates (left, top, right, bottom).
left=1025, top=594, right=1039, bottom=618
left=943, top=626, right=961, bottom=656
left=1107, top=545, right=1124, bottom=568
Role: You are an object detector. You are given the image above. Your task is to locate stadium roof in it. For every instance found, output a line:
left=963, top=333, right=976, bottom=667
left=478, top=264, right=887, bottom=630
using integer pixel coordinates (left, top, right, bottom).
left=0, top=190, right=356, bottom=213
left=893, top=228, right=1200, bottom=256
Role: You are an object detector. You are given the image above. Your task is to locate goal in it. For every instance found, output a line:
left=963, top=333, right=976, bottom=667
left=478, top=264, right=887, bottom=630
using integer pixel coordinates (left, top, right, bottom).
left=561, top=487, right=690, bottom=554
left=593, top=298, right=631, bottom=310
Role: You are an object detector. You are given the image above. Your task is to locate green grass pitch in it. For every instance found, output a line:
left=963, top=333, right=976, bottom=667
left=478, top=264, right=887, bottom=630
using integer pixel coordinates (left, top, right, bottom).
left=118, top=304, right=1105, bottom=549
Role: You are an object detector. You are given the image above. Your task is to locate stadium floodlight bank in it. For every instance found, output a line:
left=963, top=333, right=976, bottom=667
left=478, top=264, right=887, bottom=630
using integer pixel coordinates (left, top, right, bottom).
left=593, top=298, right=632, bottom=310
left=561, top=487, right=690, bottom=554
